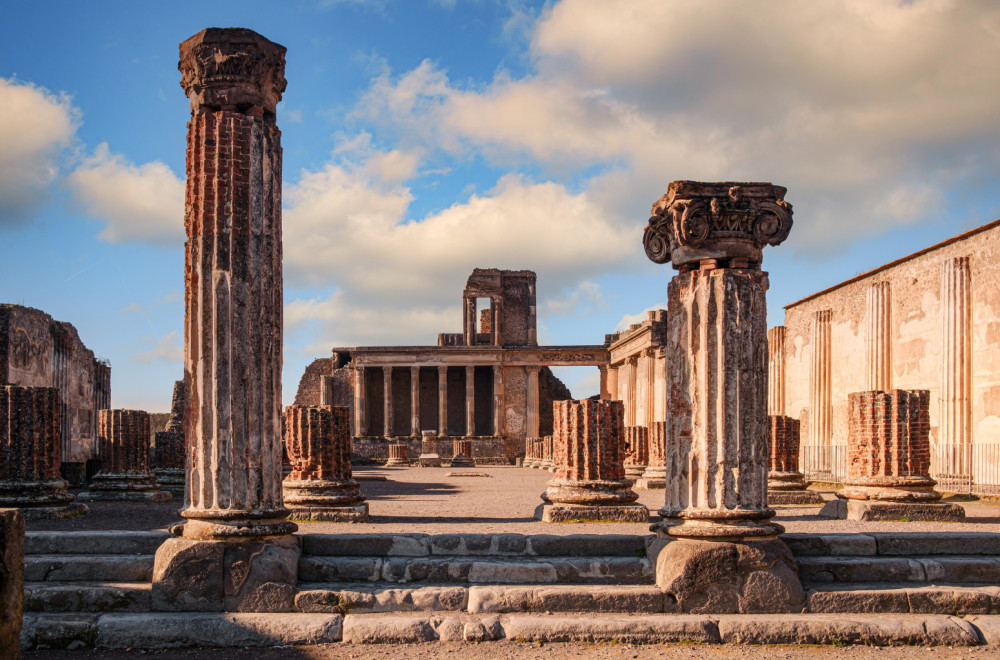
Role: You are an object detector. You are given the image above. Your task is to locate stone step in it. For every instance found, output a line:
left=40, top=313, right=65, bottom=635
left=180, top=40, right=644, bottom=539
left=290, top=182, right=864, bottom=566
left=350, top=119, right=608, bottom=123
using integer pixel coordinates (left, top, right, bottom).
left=797, top=556, right=1000, bottom=585
left=24, top=582, right=151, bottom=613
left=21, top=612, right=993, bottom=649
left=25, top=531, right=171, bottom=556
left=298, top=555, right=654, bottom=585
left=300, top=533, right=649, bottom=558
left=784, top=532, right=1000, bottom=557
left=25, top=555, right=155, bottom=583
left=293, top=583, right=668, bottom=614
left=806, top=583, right=1000, bottom=614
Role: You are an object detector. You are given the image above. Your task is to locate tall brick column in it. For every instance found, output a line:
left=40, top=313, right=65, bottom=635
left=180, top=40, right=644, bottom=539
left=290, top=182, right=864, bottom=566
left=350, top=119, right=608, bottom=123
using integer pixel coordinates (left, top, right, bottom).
left=283, top=405, right=367, bottom=522
left=767, top=416, right=822, bottom=504
left=644, top=181, right=804, bottom=613
left=153, top=380, right=186, bottom=496
left=623, top=426, right=649, bottom=483
left=154, top=28, right=298, bottom=614
left=0, top=386, right=87, bottom=519
left=537, top=400, right=647, bottom=522
left=837, top=389, right=964, bottom=521
left=80, top=410, right=170, bottom=502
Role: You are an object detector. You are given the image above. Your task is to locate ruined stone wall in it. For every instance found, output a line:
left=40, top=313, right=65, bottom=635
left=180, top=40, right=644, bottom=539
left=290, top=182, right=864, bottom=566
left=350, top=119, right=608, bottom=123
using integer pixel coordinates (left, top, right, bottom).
left=499, top=272, right=533, bottom=346
left=539, top=367, right=572, bottom=438
left=293, top=357, right=334, bottom=405
left=0, top=305, right=109, bottom=463
left=784, top=221, right=1000, bottom=448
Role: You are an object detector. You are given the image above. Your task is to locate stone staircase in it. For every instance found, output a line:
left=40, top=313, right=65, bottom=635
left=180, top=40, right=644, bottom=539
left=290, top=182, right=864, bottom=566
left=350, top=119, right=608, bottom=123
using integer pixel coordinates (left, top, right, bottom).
left=785, top=532, right=1000, bottom=615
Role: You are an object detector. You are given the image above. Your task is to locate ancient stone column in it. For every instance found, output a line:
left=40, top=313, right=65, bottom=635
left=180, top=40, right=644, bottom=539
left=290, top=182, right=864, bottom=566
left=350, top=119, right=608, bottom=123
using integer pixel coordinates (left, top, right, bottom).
left=767, top=416, right=822, bottom=505
left=604, top=366, right=618, bottom=402
left=643, top=181, right=804, bottom=613
left=0, top=386, right=87, bottom=519
left=419, top=429, right=442, bottom=467
left=837, top=390, right=964, bottom=521
left=940, top=257, right=972, bottom=479
left=386, top=443, right=409, bottom=467
left=465, top=366, right=476, bottom=437
left=410, top=366, right=420, bottom=436
left=464, top=296, right=477, bottom=346
left=623, top=426, right=649, bottom=483
left=526, top=366, right=540, bottom=440
left=636, top=420, right=667, bottom=492
left=653, top=350, right=667, bottom=423
left=767, top=326, right=786, bottom=417
left=865, top=282, right=892, bottom=391
left=635, top=354, right=650, bottom=427
left=522, top=437, right=536, bottom=467
left=809, top=310, right=833, bottom=451
left=437, top=366, right=448, bottom=437
left=80, top=409, right=169, bottom=502
left=282, top=405, right=367, bottom=522
left=153, top=380, right=186, bottom=496
left=528, top=282, right=537, bottom=346
left=354, top=366, right=367, bottom=437
left=153, top=28, right=298, bottom=614
left=541, top=435, right=555, bottom=471
left=319, top=375, right=334, bottom=407
left=492, top=365, right=503, bottom=436
left=383, top=367, right=394, bottom=438
left=538, top=399, right=647, bottom=522
left=450, top=439, right=475, bottom=467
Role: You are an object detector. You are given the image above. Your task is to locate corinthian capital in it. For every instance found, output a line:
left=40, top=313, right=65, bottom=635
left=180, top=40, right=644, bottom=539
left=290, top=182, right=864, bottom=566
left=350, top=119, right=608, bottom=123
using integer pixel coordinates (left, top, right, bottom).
left=179, top=28, right=287, bottom=114
left=643, top=181, right=792, bottom=269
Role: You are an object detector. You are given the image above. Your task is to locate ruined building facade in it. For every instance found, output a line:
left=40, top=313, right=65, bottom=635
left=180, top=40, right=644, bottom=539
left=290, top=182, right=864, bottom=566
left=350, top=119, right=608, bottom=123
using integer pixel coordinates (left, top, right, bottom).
left=0, top=304, right=111, bottom=480
left=296, top=269, right=605, bottom=463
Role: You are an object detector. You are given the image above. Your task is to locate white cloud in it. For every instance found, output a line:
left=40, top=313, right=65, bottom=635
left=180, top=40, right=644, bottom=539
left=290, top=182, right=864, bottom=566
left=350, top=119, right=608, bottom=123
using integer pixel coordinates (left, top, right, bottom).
left=130, top=331, right=183, bottom=364
left=66, top=143, right=185, bottom=245
left=542, top=280, right=606, bottom=317
left=614, top=305, right=667, bottom=333
left=0, top=78, right=78, bottom=226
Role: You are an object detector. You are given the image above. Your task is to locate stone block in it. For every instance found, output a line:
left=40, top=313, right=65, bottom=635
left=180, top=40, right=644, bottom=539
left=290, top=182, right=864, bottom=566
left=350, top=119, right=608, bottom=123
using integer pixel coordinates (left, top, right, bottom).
left=342, top=613, right=438, bottom=643
left=768, top=490, right=824, bottom=505
left=781, top=533, right=876, bottom=557
left=527, top=534, right=646, bottom=557
left=795, top=557, right=925, bottom=584
left=871, top=532, right=999, bottom=556
left=806, top=587, right=910, bottom=613
left=24, top=583, right=151, bottom=613
left=152, top=538, right=224, bottom=612
left=537, top=503, right=649, bottom=523
left=25, top=613, right=98, bottom=650
left=468, top=561, right=558, bottom=583
left=967, top=615, right=1000, bottom=645
left=24, top=531, right=170, bottom=556
left=25, top=555, right=153, bottom=583
left=300, top=533, right=429, bottom=557
left=295, top=585, right=468, bottom=614
left=846, top=500, right=966, bottom=521
left=502, top=613, right=721, bottom=644
left=95, top=612, right=342, bottom=648
left=288, top=503, right=368, bottom=523
left=715, top=613, right=979, bottom=646
left=1, top=508, right=25, bottom=657
left=298, top=557, right=382, bottom=582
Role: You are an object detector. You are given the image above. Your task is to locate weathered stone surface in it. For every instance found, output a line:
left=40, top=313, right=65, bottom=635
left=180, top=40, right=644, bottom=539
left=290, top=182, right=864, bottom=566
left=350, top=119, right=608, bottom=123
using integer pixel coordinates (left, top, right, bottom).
left=153, top=380, right=185, bottom=494
left=467, top=585, right=665, bottom=614
left=845, top=500, right=966, bottom=521
left=302, top=533, right=430, bottom=557
left=151, top=538, right=224, bottom=612
left=623, top=426, right=648, bottom=482
left=385, top=443, right=409, bottom=466
left=295, top=585, right=468, bottom=613
left=871, top=532, right=1000, bottom=556
left=715, top=613, right=979, bottom=646
left=1, top=508, right=24, bottom=657
left=24, top=531, right=170, bottom=556
left=781, top=533, right=876, bottom=557
left=796, top=557, right=926, bottom=584
left=26, top=555, right=153, bottom=583
left=21, top=613, right=98, bottom=651
left=967, top=615, right=1000, bottom=645
left=24, top=582, right=151, bottom=613
left=655, top=538, right=805, bottom=614
left=81, top=409, right=169, bottom=503
left=288, top=504, right=369, bottom=522
left=806, top=586, right=910, bottom=613
left=537, top=503, right=649, bottom=523
left=96, top=612, right=341, bottom=648
left=503, top=613, right=721, bottom=644
left=767, top=415, right=813, bottom=496
left=769, top=490, right=824, bottom=505
left=342, top=613, right=439, bottom=643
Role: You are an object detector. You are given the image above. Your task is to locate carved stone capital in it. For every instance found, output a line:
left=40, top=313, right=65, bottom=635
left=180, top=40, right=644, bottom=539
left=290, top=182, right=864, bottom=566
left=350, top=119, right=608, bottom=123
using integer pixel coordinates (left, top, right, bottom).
left=643, top=181, right=792, bottom=269
left=179, top=28, right=287, bottom=114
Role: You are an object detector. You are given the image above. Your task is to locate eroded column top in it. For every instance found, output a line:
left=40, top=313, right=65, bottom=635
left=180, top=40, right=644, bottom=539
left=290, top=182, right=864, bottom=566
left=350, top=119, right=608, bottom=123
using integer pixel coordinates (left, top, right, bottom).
left=643, top=181, right=792, bottom=270
left=179, top=27, right=287, bottom=114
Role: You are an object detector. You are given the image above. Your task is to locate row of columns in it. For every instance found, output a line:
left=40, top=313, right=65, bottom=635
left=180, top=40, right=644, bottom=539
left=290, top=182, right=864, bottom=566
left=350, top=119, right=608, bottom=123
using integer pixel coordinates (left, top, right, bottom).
left=611, top=349, right=663, bottom=428
left=355, top=365, right=506, bottom=438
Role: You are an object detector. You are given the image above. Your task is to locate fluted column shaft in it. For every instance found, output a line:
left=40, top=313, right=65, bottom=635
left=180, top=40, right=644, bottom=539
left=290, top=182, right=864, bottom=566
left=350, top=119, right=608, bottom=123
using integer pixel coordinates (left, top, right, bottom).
left=605, top=366, right=618, bottom=402
left=465, top=366, right=475, bottom=437
left=940, top=257, right=971, bottom=474
left=865, top=282, right=892, bottom=391
left=383, top=367, right=393, bottom=438
left=437, top=366, right=448, bottom=436
left=809, top=310, right=833, bottom=448
left=767, top=326, right=786, bottom=417
left=410, top=366, right=420, bottom=436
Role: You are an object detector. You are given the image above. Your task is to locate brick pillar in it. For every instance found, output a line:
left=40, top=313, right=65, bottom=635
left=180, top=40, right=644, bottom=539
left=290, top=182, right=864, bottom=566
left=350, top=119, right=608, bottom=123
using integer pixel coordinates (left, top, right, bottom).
left=767, top=415, right=822, bottom=504
left=540, top=435, right=554, bottom=471
left=0, top=386, right=87, bottom=518
left=437, top=366, right=448, bottom=437
left=153, top=380, right=186, bottom=495
left=386, top=443, right=409, bottom=466
left=282, top=405, right=367, bottom=522
left=623, top=426, right=649, bottom=482
left=644, top=180, right=802, bottom=612
left=527, top=282, right=537, bottom=346
left=153, top=29, right=299, bottom=615
left=636, top=420, right=668, bottom=492
left=451, top=438, right=475, bottom=467
left=81, top=409, right=169, bottom=503
left=538, top=400, right=646, bottom=522
left=464, top=296, right=477, bottom=346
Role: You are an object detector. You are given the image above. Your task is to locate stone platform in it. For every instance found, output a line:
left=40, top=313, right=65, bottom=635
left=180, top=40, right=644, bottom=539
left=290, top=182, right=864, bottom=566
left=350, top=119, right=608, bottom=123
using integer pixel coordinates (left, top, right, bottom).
left=819, top=498, right=967, bottom=521
left=536, top=503, right=650, bottom=523
left=77, top=490, right=172, bottom=503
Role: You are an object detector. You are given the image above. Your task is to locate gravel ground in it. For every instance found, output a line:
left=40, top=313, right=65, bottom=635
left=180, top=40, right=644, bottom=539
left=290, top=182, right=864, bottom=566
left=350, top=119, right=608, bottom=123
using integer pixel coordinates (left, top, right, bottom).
left=20, top=643, right=1000, bottom=660
left=27, top=466, right=1000, bottom=536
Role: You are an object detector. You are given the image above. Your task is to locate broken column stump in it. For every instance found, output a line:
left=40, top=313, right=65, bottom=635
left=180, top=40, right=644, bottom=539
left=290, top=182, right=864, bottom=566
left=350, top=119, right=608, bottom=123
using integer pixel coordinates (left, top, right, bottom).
left=540, top=435, right=555, bottom=472
left=450, top=438, right=475, bottom=467
left=824, top=389, right=965, bottom=521
left=385, top=443, right=409, bottom=466
left=523, top=437, right=539, bottom=468
left=419, top=429, right=442, bottom=467
left=768, top=415, right=823, bottom=505
left=636, top=420, right=668, bottom=491
left=283, top=404, right=367, bottom=522
left=79, top=409, right=170, bottom=503
left=153, top=28, right=299, bottom=614
left=623, top=426, right=649, bottom=484
left=645, top=181, right=805, bottom=613
left=0, top=386, right=88, bottom=519
left=153, top=380, right=186, bottom=497
left=537, top=399, right=648, bottom=523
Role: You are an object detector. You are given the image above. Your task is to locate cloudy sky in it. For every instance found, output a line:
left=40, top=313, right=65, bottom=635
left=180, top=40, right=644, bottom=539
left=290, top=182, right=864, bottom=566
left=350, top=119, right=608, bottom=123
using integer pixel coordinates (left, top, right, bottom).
left=2, top=0, right=998, bottom=411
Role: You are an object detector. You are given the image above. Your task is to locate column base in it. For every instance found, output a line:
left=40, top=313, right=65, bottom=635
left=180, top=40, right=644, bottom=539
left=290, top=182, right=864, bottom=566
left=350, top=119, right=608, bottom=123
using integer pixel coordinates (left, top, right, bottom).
left=152, top=536, right=299, bottom=612
left=655, top=537, right=805, bottom=613
left=178, top=509, right=298, bottom=540
left=449, top=456, right=475, bottom=468
left=819, top=498, right=966, bottom=522
left=635, top=467, right=666, bottom=490
left=384, top=458, right=410, bottom=467
left=841, top=476, right=943, bottom=502
left=768, top=489, right=825, bottom=505
left=544, top=478, right=641, bottom=507
left=418, top=454, right=442, bottom=467
left=535, top=503, right=649, bottom=523
left=665, top=508, right=784, bottom=540
left=78, top=490, right=172, bottom=503
left=287, top=502, right=369, bottom=523
left=767, top=471, right=809, bottom=491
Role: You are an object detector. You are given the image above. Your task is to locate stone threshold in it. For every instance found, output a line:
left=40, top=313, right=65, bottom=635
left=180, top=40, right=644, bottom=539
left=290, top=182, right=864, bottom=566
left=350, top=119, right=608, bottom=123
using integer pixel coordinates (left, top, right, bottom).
left=20, top=612, right=998, bottom=649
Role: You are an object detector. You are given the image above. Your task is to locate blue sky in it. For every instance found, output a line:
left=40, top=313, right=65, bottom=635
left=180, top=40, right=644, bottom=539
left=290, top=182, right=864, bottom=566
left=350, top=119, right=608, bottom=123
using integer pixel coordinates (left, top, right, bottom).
left=2, top=0, right=998, bottom=411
